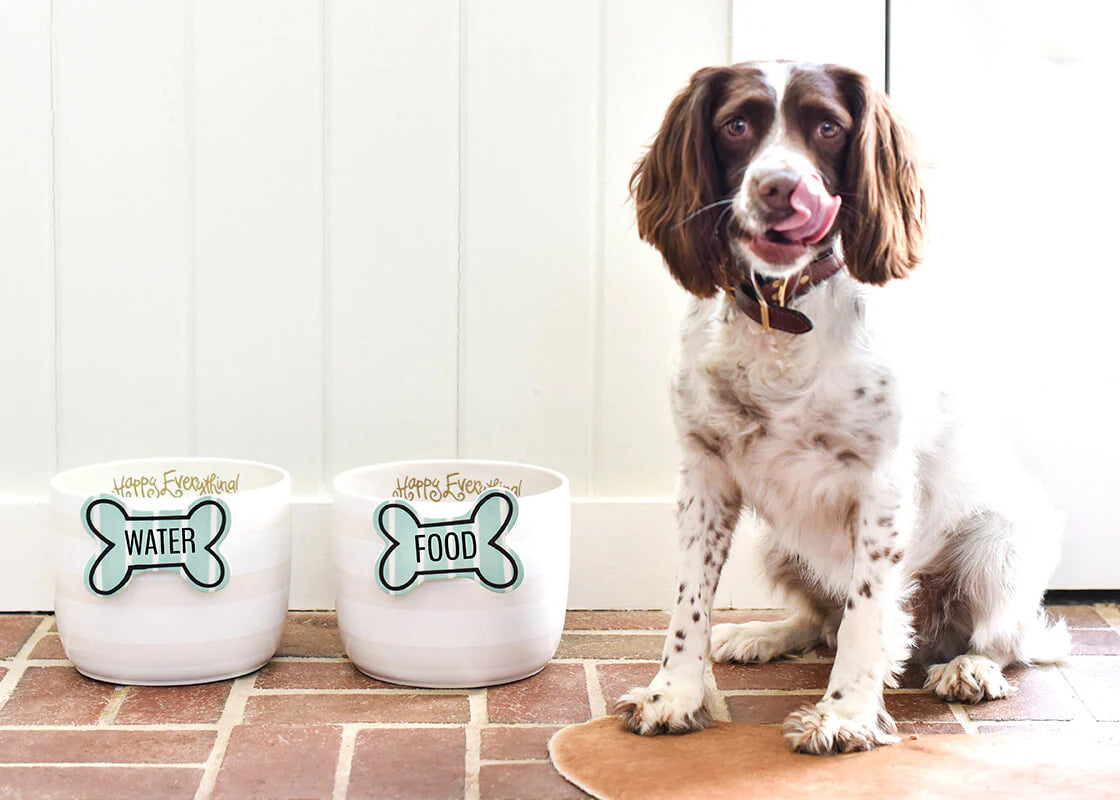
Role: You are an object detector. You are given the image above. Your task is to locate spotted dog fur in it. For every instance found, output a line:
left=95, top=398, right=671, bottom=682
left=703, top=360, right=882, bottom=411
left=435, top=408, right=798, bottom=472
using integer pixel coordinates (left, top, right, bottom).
left=614, top=61, right=1069, bottom=754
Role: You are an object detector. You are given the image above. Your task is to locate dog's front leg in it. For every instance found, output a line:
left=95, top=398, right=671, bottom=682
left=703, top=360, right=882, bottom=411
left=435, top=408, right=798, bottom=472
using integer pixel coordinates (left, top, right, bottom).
left=616, top=445, right=741, bottom=735
left=783, top=469, right=914, bottom=754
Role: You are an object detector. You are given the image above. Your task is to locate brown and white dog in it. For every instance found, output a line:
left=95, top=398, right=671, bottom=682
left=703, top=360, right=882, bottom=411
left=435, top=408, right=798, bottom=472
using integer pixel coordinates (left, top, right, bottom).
left=615, top=61, right=1069, bottom=754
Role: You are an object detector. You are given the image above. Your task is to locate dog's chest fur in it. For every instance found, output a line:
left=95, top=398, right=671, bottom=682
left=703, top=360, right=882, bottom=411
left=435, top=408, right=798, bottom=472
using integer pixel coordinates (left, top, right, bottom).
left=673, top=283, right=901, bottom=593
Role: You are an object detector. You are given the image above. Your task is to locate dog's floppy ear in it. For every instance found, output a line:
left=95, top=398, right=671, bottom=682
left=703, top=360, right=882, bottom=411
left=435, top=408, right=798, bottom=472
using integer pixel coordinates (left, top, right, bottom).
left=631, top=68, right=734, bottom=298
left=831, top=68, right=925, bottom=285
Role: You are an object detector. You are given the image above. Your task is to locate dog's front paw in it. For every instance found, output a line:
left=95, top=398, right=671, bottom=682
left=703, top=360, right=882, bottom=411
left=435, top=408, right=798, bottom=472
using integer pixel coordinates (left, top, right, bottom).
left=710, top=621, right=802, bottom=663
left=926, top=654, right=1012, bottom=703
left=782, top=702, right=898, bottom=755
left=615, top=683, right=713, bottom=736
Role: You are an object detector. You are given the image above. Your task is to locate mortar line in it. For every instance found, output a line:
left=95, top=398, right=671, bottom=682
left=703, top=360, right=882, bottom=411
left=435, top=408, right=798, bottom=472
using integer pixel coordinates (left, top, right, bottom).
left=464, top=689, right=487, bottom=800
left=719, top=687, right=927, bottom=696
left=193, top=673, right=255, bottom=800
left=97, top=686, right=130, bottom=726
left=584, top=661, right=606, bottom=718
left=331, top=724, right=359, bottom=800
left=0, top=762, right=204, bottom=769
left=1094, top=602, right=1120, bottom=633
left=0, top=616, right=54, bottom=713
left=251, top=687, right=470, bottom=696
left=946, top=702, right=978, bottom=734
left=0, top=723, right=220, bottom=732
left=707, top=661, right=732, bottom=723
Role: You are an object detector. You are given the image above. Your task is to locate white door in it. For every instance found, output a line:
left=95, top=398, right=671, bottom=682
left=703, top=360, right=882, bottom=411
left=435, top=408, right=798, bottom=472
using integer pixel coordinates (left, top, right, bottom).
left=733, top=0, right=1120, bottom=587
left=891, top=0, right=1120, bottom=587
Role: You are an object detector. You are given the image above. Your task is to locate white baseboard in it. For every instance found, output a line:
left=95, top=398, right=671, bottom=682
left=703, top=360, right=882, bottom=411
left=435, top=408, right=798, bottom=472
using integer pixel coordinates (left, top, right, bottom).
left=0, top=497, right=1093, bottom=612
left=0, top=498, right=784, bottom=611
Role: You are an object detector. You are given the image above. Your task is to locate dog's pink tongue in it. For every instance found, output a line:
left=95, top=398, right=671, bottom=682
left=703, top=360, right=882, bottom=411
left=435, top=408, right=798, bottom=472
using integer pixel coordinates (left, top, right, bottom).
left=772, top=175, right=842, bottom=244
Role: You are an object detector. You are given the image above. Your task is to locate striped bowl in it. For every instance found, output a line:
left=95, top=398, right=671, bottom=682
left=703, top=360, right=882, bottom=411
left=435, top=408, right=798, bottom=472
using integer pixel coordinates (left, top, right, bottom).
left=50, top=457, right=291, bottom=685
left=332, top=459, right=570, bottom=688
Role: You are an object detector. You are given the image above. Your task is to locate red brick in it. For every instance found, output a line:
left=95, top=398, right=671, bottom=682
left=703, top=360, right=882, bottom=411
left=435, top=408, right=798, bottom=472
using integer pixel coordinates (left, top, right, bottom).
left=564, top=611, right=669, bottom=630
left=0, top=766, right=202, bottom=799
left=255, top=661, right=391, bottom=690
left=348, top=728, right=465, bottom=800
left=884, top=692, right=957, bottom=722
left=555, top=633, right=664, bottom=660
left=0, top=667, right=114, bottom=725
left=896, top=722, right=966, bottom=735
left=1061, top=656, right=1120, bottom=721
left=1071, top=628, right=1120, bottom=655
left=274, top=613, right=345, bottom=658
left=713, top=662, right=833, bottom=690
left=1047, top=605, right=1110, bottom=629
left=976, top=721, right=1079, bottom=735
left=244, top=693, right=469, bottom=724
left=115, top=681, right=232, bottom=725
left=965, top=666, right=1085, bottom=721
left=711, top=609, right=789, bottom=624
left=487, top=664, right=591, bottom=724
left=0, top=729, right=215, bottom=764
left=595, top=663, right=660, bottom=711
left=0, top=615, right=44, bottom=659
left=480, top=762, right=589, bottom=800
left=480, top=726, right=562, bottom=761
left=726, top=694, right=817, bottom=724
left=28, top=634, right=67, bottom=660
left=212, top=724, right=340, bottom=800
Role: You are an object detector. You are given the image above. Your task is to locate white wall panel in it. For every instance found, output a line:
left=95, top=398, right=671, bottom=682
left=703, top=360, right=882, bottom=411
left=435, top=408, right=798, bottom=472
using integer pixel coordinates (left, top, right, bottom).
left=0, top=1, right=54, bottom=496
left=732, top=0, right=886, bottom=86
left=192, top=1, right=324, bottom=494
left=54, top=0, right=191, bottom=469
left=325, top=0, right=460, bottom=477
left=459, top=0, right=600, bottom=493
left=595, top=0, right=729, bottom=496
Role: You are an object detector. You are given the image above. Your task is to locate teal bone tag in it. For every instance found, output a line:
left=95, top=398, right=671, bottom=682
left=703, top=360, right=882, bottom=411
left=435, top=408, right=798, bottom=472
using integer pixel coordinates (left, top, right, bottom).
left=374, top=489, right=523, bottom=595
left=81, top=494, right=231, bottom=597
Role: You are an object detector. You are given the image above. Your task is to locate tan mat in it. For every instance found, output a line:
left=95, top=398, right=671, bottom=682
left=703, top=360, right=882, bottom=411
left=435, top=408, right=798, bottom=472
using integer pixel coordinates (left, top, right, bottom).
left=549, top=717, right=1120, bottom=800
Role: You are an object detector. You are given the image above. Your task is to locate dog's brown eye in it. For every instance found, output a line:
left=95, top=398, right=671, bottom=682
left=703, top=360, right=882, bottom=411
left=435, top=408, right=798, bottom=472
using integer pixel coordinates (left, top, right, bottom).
left=817, top=120, right=841, bottom=139
left=725, top=117, right=750, bottom=138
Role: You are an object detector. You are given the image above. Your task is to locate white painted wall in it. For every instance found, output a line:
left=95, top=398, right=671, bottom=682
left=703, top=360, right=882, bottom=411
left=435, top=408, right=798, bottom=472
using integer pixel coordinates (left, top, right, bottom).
left=1, top=0, right=1114, bottom=610
left=0, top=0, right=733, bottom=611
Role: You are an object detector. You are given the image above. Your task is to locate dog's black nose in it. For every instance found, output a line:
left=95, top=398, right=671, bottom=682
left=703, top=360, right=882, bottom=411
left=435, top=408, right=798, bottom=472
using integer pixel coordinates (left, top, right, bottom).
left=754, top=172, right=799, bottom=215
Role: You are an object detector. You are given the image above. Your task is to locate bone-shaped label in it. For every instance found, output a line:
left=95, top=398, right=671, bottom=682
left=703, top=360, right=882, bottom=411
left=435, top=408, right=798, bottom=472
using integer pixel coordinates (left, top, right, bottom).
left=81, top=494, right=231, bottom=597
left=374, top=489, right=523, bottom=595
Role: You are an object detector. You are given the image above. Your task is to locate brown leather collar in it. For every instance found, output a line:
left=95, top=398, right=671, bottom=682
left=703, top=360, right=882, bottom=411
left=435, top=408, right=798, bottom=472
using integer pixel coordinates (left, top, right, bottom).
left=731, top=249, right=842, bottom=334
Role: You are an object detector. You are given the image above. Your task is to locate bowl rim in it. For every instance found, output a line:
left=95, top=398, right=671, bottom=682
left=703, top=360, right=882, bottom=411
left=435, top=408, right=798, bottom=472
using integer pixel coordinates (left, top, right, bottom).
left=49, top=456, right=292, bottom=499
left=332, top=458, right=569, bottom=501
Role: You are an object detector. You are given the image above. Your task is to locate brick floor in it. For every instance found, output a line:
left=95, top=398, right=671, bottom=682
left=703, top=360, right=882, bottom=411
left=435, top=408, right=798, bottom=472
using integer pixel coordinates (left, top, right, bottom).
left=115, top=682, right=233, bottom=725
left=0, top=604, right=1115, bottom=799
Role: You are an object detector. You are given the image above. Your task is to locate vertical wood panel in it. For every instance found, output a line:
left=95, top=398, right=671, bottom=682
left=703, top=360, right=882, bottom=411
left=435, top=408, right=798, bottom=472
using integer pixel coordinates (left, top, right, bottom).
left=460, top=0, right=599, bottom=493
left=192, top=1, right=323, bottom=494
left=732, top=0, right=886, bottom=86
left=54, top=0, right=190, bottom=469
left=325, top=0, right=460, bottom=477
left=0, top=1, right=54, bottom=495
left=596, top=0, right=730, bottom=497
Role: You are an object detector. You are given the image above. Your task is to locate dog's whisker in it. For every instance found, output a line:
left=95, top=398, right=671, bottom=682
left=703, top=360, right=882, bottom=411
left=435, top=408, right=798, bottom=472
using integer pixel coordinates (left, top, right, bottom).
left=675, top=198, right=736, bottom=228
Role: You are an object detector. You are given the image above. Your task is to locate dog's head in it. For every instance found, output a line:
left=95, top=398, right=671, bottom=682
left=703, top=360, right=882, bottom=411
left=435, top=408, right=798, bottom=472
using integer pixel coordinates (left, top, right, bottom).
left=631, top=62, right=925, bottom=295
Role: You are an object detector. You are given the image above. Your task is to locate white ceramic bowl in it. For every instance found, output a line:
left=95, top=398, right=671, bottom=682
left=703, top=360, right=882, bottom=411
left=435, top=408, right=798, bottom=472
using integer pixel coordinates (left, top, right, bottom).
left=50, top=457, right=291, bottom=685
left=332, top=459, right=570, bottom=688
